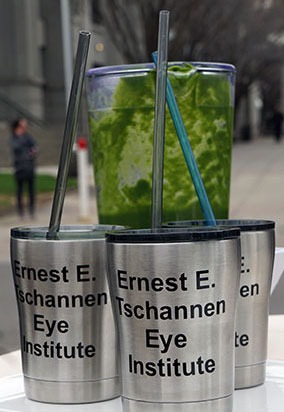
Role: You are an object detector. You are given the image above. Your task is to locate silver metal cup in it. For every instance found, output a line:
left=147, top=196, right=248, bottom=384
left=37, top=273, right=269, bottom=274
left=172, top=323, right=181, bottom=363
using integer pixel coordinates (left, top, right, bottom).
left=106, top=227, right=241, bottom=411
left=165, top=220, right=275, bottom=389
left=10, top=225, right=123, bottom=404
left=230, top=220, right=275, bottom=389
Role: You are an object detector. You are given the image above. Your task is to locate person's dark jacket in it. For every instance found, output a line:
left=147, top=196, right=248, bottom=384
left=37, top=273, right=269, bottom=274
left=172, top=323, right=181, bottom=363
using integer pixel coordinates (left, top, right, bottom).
left=11, top=133, right=37, bottom=178
left=273, top=111, right=284, bottom=134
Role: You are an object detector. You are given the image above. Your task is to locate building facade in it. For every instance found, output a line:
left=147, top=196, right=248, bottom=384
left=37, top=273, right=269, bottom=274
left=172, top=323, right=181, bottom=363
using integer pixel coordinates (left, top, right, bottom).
left=0, top=0, right=123, bottom=166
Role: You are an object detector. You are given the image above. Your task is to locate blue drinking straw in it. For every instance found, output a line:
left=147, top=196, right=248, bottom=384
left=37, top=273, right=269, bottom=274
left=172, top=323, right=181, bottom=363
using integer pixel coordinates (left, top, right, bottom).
left=152, top=52, right=216, bottom=226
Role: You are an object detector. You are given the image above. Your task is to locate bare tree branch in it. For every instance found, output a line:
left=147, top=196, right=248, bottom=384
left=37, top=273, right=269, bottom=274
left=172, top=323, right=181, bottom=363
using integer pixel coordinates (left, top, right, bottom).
left=99, top=0, right=284, bottom=105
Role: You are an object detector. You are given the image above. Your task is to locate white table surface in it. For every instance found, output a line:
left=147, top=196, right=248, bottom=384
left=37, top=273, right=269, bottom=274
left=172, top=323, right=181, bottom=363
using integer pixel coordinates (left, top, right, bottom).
left=0, top=361, right=283, bottom=412
left=271, top=247, right=284, bottom=293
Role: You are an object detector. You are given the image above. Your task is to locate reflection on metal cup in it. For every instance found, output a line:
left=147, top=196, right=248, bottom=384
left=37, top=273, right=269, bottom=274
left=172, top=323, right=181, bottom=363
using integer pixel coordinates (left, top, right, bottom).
left=10, top=225, right=123, bottom=404
left=165, top=220, right=275, bottom=389
left=106, top=227, right=241, bottom=411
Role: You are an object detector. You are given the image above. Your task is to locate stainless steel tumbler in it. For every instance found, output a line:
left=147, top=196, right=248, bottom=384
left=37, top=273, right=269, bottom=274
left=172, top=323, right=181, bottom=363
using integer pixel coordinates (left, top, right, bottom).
left=10, top=225, right=122, bottom=404
left=166, top=220, right=275, bottom=389
left=106, top=227, right=241, bottom=411
left=232, top=220, right=275, bottom=389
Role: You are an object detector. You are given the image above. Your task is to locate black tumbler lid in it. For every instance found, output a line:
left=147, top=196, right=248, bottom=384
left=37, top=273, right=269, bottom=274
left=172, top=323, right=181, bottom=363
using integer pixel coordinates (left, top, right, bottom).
left=11, top=225, right=124, bottom=240
left=106, top=227, right=240, bottom=243
left=165, top=220, right=275, bottom=232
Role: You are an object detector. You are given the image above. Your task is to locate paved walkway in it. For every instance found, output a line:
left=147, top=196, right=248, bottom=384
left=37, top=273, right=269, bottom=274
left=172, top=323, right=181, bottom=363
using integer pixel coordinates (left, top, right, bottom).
left=230, top=138, right=284, bottom=246
left=0, top=168, right=98, bottom=262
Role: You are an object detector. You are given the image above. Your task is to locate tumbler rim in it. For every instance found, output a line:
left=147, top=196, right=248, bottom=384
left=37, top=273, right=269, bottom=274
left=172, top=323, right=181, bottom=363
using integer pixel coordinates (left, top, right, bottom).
left=11, top=225, right=124, bottom=240
left=86, top=61, right=236, bottom=78
left=165, top=220, right=275, bottom=232
left=106, top=227, right=240, bottom=243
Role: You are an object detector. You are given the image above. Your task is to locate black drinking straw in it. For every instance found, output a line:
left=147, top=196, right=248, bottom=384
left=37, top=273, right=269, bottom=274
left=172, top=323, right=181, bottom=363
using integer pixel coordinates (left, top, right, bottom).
left=47, top=31, right=91, bottom=239
left=151, top=10, right=170, bottom=229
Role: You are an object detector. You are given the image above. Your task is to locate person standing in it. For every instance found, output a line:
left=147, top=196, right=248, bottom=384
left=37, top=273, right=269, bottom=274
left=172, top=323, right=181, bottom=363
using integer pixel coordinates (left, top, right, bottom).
left=10, top=118, right=38, bottom=217
left=272, top=108, right=284, bottom=142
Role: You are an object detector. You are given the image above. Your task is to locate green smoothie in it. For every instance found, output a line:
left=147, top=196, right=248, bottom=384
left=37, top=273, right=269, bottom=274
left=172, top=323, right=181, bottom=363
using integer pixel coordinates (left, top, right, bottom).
left=86, top=63, right=235, bottom=228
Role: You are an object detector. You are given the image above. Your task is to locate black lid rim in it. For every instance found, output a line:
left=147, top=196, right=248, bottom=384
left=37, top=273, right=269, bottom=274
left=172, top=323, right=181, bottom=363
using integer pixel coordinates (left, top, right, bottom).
left=11, top=224, right=124, bottom=240
left=106, top=227, right=240, bottom=243
left=165, top=220, right=275, bottom=232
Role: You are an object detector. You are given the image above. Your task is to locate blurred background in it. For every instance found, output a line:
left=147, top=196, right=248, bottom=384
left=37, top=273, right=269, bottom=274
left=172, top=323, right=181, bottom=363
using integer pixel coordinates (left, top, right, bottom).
left=1, top=0, right=284, bottom=168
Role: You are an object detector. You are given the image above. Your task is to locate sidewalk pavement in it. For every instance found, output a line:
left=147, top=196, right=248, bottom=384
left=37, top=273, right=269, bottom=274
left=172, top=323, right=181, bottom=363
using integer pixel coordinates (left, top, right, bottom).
left=0, top=167, right=98, bottom=262
left=229, top=137, right=284, bottom=246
